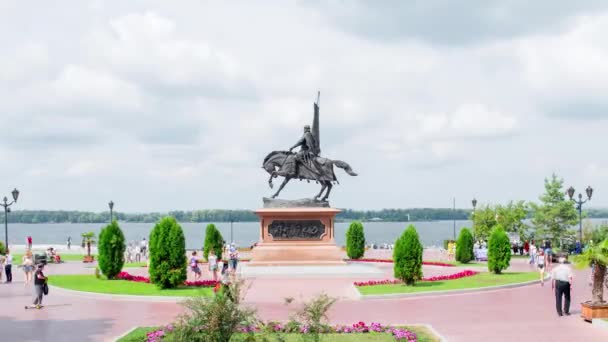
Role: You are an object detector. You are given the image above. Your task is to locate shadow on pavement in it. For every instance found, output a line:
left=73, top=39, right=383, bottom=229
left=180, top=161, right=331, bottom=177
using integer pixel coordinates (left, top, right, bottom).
left=0, top=316, right=114, bottom=342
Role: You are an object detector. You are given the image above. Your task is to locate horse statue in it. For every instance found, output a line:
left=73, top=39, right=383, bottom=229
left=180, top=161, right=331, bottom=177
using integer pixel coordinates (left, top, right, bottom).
left=262, top=150, right=357, bottom=201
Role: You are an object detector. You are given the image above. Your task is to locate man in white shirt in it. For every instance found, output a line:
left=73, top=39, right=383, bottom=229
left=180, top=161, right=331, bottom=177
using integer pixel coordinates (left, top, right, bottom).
left=551, top=257, right=574, bottom=316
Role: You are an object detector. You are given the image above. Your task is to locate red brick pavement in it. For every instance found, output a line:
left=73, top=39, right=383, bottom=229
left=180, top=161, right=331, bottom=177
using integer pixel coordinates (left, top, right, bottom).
left=1, top=260, right=607, bottom=341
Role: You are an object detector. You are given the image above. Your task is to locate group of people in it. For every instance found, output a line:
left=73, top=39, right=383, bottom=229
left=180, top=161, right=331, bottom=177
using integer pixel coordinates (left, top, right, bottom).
left=527, top=239, right=574, bottom=317
left=189, top=243, right=240, bottom=285
left=125, top=238, right=148, bottom=263
left=0, top=246, right=48, bottom=310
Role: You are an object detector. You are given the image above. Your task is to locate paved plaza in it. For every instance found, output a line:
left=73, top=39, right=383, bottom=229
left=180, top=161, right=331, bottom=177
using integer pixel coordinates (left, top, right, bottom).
left=1, top=257, right=607, bottom=342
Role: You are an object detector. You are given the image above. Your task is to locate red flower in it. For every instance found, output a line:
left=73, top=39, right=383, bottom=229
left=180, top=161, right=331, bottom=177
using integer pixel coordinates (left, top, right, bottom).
left=354, top=270, right=478, bottom=287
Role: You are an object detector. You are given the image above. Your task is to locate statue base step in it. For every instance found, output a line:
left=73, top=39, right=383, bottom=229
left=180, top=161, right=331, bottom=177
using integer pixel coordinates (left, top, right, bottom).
left=250, top=207, right=343, bottom=266
left=248, top=242, right=345, bottom=266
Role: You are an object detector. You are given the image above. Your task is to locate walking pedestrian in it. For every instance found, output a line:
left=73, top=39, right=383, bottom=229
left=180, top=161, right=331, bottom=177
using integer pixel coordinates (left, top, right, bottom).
left=551, top=257, right=573, bottom=316
left=26, top=264, right=47, bottom=309
left=4, top=248, right=13, bottom=283
left=27, top=236, right=33, bottom=250
left=536, top=249, right=546, bottom=286
left=529, top=241, right=537, bottom=265
left=67, top=236, right=71, bottom=250
left=208, top=249, right=218, bottom=281
left=229, top=244, right=239, bottom=274
left=140, top=238, right=147, bottom=259
left=22, top=250, right=34, bottom=286
left=544, top=240, right=553, bottom=268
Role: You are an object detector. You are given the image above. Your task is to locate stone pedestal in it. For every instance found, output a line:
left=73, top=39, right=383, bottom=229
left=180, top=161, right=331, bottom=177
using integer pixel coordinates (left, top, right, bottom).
left=249, top=207, right=345, bottom=266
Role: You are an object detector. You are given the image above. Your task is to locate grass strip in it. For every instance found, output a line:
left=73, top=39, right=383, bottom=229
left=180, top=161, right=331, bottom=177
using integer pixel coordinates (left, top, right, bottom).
left=48, top=274, right=213, bottom=297
left=358, top=272, right=538, bottom=295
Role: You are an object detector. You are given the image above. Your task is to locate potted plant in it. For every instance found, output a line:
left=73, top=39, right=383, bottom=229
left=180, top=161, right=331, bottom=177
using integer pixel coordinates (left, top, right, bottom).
left=574, top=238, right=608, bottom=321
left=81, top=231, right=96, bottom=263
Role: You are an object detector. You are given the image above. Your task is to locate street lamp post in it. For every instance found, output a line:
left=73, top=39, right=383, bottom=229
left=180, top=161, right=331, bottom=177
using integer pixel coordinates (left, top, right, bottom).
left=108, top=201, right=114, bottom=223
left=567, top=186, right=593, bottom=244
left=1, top=188, right=20, bottom=248
left=472, top=198, right=477, bottom=237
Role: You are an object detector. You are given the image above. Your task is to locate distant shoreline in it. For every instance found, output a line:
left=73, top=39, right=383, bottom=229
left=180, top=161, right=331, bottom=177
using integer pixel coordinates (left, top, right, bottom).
left=3, top=208, right=608, bottom=224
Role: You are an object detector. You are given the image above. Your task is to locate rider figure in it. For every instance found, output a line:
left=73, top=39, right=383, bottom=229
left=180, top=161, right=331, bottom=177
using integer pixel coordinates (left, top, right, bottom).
left=289, top=125, right=322, bottom=177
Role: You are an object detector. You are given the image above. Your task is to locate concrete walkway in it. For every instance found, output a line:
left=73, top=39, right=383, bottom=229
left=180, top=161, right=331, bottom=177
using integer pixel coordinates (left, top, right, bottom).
left=0, top=259, right=607, bottom=341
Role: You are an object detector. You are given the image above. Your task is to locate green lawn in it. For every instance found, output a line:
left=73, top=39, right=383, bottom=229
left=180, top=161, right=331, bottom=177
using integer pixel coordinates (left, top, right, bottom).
left=123, top=262, right=147, bottom=268
left=49, top=275, right=213, bottom=297
left=118, top=326, right=439, bottom=342
left=358, top=272, right=538, bottom=295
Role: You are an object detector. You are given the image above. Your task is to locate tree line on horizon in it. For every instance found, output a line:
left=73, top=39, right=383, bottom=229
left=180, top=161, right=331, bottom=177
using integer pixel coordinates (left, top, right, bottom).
left=2, top=183, right=608, bottom=225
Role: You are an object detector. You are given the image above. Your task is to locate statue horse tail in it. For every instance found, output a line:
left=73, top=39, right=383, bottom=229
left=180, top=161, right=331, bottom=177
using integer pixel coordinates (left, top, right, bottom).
left=332, top=160, right=358, bottom=176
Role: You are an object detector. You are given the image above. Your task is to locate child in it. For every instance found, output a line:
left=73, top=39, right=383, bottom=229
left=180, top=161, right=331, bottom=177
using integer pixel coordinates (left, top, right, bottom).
left=190, top=251, right=201, bottom=281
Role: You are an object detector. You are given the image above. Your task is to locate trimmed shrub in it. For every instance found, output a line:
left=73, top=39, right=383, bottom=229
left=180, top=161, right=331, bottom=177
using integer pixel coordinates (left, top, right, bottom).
left=98, top=221, right=126, bottom=279
left=346, top=221, right=366, bottom=259
left=393, top=225, right=423, bottom=285
left=203, top=224, right=224, bottom=261
left=149, top=217, right=187, bottom=289
left=487, top=225, right=511, bottom=274
left=0, top=241, right=5, bottom=255
left=456, top=228, right=474, bottom=264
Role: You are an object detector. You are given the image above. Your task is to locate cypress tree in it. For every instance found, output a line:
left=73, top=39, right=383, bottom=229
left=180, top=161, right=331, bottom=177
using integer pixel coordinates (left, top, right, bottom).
left=393, top=225, right=423, bottom=285
left=456, top=228, right=474, bottom=264
left=488, top=225, right=511, bottom=274
left=346, top=221, right=366, bottom=259
left=149, top=217, right=187, bottom=289
left=204, top=224, right=224, bottom=261
left=98, top=221, right=126, bottom=279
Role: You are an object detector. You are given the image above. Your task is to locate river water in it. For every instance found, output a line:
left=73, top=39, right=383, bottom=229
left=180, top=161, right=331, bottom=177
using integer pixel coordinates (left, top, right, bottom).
left=5, top=218, right=607, bottom=249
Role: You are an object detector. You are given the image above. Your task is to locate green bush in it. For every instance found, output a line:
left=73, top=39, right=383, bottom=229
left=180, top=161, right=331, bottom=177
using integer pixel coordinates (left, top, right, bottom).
left=149, top=217, right=187, bottom=289
left=393, top=225, right=423, bottom=285
left=170, top=280, right=257, bottom=342
left=345, top=221, right=366, bottom=259
left=456, top=228, right=474, bottom=264
left=0, top=241, right=5, bottom=255
left=97, top=221, right=126, bottom=279
left=203, top=224, right=224, bottom=261
left=488, top=226, right=511, bottom=274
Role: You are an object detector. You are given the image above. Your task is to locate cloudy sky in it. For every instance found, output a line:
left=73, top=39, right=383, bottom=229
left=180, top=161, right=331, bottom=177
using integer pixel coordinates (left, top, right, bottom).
left=1, top=0, right=607, bottom=212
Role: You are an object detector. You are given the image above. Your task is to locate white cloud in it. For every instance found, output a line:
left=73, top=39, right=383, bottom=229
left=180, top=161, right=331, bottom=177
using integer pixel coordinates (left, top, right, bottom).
left=1, top=2, right=608, bottom=211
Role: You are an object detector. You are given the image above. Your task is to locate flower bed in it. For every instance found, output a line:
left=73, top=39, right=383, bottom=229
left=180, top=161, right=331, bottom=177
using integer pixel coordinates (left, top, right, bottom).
left=145, top=321, right=418, bottom=342
left=349, top=258, right=455, bottom=267
left=354, top=270, right=478, bottom=287
left=117, top=272, right=218, bottom=287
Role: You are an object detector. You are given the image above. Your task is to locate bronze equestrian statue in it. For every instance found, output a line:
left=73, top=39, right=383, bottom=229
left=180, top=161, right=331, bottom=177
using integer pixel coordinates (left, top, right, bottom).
left=262, top=93, right=357, bottom=201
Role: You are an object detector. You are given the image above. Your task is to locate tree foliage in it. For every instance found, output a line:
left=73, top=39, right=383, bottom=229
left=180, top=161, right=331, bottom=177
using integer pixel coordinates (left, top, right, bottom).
left=345, top=221, right=366, bottom=259
left=472, top=201, right=529, bottom=241
left=149, top=217, right=187, bottom=289
left=471, top=205, right=497, bottom=241
left=487, top=226, right=511, bottom=274
left=530, top=174, right=578, bottom=243
left=203, top=224, right=225, bottom=261
left=574, top=239, right=608, bottom=304
left=393, top=225, right=423, bottom=285
left=98, top=221, right=126, bottom=279
left=456, top=228, right=474, bottom=264
left=496, top=201, right=529, bottom=239
left=0, top=241, right=5, bottom=255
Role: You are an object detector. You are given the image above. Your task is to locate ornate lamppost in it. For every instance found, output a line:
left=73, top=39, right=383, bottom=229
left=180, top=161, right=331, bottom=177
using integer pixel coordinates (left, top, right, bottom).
left=1, top=188, right=20, bottom=248
left=566, top=185, right=593, bottom=243
left=472, top=198, right=477, bottom=234
left=109, top=200, right=114, bottom=223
